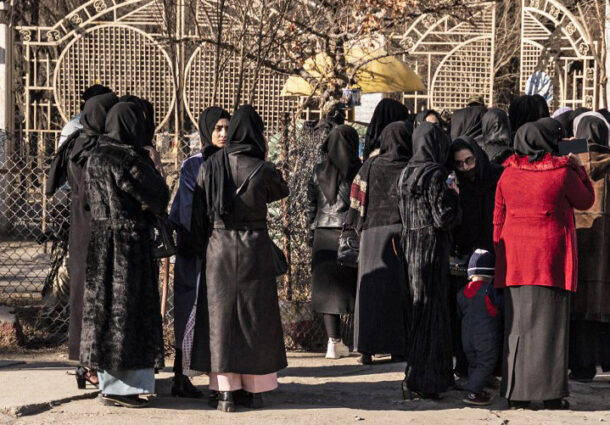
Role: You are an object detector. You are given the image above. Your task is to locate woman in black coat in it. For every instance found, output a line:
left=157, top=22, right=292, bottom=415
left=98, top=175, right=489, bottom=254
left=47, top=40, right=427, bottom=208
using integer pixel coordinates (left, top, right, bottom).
left=398, top=122, right=461, bottom=399
left=450, top=136, right=504, bottom=257
left=80, top=102, right=169, bottom=408
left=65, top=93, right=118, bottom=384
left=191, top=105, right=289, bottom=412
left=346, top=121, right=413, bottom=365
left=307, top=125, right=360, bottom=359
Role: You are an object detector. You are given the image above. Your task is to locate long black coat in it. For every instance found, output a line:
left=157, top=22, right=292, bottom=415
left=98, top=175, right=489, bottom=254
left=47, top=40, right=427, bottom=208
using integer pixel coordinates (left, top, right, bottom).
left=190, top=152, right=289, bottom=374
left=66, top=145, right=90, bottom=360
left=399, top=169, right=461, bottom=394
left=79, top=140, right=169, bottom=370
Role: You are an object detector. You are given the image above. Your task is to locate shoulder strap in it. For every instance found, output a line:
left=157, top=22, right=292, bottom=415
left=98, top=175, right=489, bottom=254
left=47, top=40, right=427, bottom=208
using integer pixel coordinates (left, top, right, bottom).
left=234, top=161, right=266, bottom=197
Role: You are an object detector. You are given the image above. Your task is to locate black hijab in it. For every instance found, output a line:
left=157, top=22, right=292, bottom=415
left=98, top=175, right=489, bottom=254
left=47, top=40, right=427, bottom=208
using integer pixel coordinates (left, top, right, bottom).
left=403, top=122, right=452, bottom=195
left=119, top=95, right=155, bottom=147
left=198, top=106, right=230, bottom=157
left=363, top=99, right=410, bottom=160
left=575, top=115, right=609, bottom=146
left=414, top=109, right=443, bottom=129
left=104, top=102, right=145, bottom=147
left=450, top=105, right=486, bottom=142
left=317, top=125, right=361, bottom=203
left=46, top=92, right=119, bottom=195
left=451, top=136, right=501, bottom=194
left=513, top=117, right=562, bottom=162
left=204, top=105, right=266, bottom=217
left=508, top=95, right=550, bottom=136
left=481, top=108, right=512, bottom=163
left=71, top=92, right=120, bottom=163
left=377, top=121, right=414, bottom=163
left=598, top=109, right=610, bottom=125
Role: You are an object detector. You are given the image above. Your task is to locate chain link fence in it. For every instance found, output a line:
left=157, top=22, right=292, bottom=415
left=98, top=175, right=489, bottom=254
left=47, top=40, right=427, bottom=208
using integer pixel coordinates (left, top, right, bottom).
left=0, top=124, right=357, bottom=354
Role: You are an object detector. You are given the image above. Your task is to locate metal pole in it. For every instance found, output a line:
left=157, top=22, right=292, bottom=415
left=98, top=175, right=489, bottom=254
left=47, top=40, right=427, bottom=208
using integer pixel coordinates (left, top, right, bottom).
left=0, top=1, right=10, bottom=235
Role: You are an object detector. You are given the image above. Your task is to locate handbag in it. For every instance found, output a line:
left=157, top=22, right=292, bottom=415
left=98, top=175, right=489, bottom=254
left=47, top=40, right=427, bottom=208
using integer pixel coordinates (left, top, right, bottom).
left=235, top=161, right=288, bottom=276
left=152, top=214, right=177, bottom=258
left=337, top=227, right=359, bottom=268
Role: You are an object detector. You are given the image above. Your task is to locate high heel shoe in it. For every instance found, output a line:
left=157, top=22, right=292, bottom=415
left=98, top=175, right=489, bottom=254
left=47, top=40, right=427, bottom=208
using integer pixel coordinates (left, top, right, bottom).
left=76, top=366, right=99, bottom=389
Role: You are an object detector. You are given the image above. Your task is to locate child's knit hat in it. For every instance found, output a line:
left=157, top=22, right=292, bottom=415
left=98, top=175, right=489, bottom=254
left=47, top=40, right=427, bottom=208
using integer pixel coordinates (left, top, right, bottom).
left=467, top=249, right=495, bottom=278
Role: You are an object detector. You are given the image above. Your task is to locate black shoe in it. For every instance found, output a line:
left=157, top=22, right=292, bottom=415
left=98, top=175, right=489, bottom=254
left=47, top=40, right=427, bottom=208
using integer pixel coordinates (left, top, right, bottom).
left=508, top=400, right=531, bottom=409
left=234, top=390, right=264, bottom=409
left=171, top=375, right=203, bottom=398
left=358, top=353, right=373, bottom=365
left=101, top=394, right=149, bottom=408
left=391, top=354, right=405, bottom=363
left=217, top=391, right=235, bottom=412
left=208, top=390, right=219, bottom=408
left=463, top=391, right=492, bottom=406
left=401, top=380, right=440, bottom=400
left=76, top=366, right=99, bottom=389
left=543, top=398, right=570, bottom=410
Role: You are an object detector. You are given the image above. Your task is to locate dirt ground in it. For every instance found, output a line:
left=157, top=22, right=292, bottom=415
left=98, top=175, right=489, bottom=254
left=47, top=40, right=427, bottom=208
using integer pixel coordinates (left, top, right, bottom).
left=0, top=350, right=609, bottom=425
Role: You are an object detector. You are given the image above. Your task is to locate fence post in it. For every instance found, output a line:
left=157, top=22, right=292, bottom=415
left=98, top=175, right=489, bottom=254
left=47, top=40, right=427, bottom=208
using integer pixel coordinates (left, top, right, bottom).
left=280, top=112, right=292, bottom=301
left=0, top=1, right=11, bottom=235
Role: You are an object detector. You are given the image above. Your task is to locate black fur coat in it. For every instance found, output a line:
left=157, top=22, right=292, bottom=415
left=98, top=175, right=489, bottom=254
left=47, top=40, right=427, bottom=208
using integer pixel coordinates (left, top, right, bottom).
left=79, top=140, right=169, bottom=371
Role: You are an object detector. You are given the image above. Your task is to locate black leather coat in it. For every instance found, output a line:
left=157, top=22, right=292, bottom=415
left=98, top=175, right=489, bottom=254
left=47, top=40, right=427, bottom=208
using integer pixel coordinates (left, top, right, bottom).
left=307, top=163, right=351, bottom=230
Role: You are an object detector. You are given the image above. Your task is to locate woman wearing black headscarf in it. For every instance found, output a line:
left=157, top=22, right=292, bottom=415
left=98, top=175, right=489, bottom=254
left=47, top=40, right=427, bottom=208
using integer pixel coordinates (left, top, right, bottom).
left=307, top=125, right=361, bottom=359
left=494, top=118, right=594, bottom=409
left=508, top=95, right=550, bottom=137
left=398, top=122, right=461, bottom=399
left=414, top=109, right=443, bottom=129
left=169, top=106, right=230, bottom=398
left=481, top=108, right=513, bottom=164
left=450, top=104, right=487, bottom=143
left=346, top=121, right=413, bottom=365
left=570, top=114, right=610, bottom=381
left=190, top=105, right=289, bottom=412
left=80, top=102, right=169, bottom=408
left=363, top=98, right=410, bottom=160
left=451, top=137, right=504, bottom=256
left=57, top=93, right=118, bottom=388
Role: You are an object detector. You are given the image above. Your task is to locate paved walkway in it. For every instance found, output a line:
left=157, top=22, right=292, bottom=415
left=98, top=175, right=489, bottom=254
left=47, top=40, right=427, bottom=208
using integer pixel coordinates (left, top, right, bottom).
left=0, top=351, right=609, bottom=424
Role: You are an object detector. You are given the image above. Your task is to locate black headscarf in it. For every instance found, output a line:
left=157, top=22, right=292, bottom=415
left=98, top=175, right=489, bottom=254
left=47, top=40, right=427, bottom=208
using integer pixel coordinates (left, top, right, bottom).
left=46, top=92, right=119, bottom=195
left=204, top=105, right=266, bottom=217
left=198, top=106, right=231, bottom=158
left=317, top=125, right=361, bottom=203
left=104, top=102, right=145, bottom=147
left=451, top=136, right=500, bottom=194
left=575, top=115, right=609, bottom=146
left=450, top=105, right=486, bottom=142
left=119, top=95, right=155, bottom=147
left=481, top=108, right=512, bottom=163
left=508, top=95, right=550, bottom=136
left=598, top=109, right=610, bottom=125
left=513, top=117, right=563, bottom=162
left=403, top=122, right=452, bottom=195
left=377, top=121, right=414, bottom=163
left=414, top=109, right=443, bottom=129
left=363, top=99, right=410, bottom=160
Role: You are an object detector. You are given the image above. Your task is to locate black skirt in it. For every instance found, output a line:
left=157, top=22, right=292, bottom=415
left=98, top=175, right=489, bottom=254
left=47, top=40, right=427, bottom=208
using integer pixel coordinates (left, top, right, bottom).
left=501, top=285, right=570, bottom=401
left=354, top=224, right=406, bottom=355
left=311, top=228, right=358, bottom=314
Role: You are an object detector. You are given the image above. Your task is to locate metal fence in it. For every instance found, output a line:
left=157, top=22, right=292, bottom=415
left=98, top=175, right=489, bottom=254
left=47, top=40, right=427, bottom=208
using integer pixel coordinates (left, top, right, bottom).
left=0, top=123, right=352, bottom=353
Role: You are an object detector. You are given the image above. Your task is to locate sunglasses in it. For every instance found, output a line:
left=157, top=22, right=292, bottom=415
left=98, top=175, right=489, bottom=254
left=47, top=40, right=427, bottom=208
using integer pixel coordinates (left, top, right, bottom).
left=454, top=156, right=475, bottom=169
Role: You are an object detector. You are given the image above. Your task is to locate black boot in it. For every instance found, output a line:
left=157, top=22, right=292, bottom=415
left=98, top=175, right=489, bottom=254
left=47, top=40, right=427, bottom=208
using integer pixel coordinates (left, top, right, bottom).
left=217, top=391, right=235, bottom=412
left=208, top=390, right=219, bottom=408
left=235, top=389, right=264, bottom=409
left=543, top=399, right=570, bottom=410
left=171, top=374, right=203, bottom=398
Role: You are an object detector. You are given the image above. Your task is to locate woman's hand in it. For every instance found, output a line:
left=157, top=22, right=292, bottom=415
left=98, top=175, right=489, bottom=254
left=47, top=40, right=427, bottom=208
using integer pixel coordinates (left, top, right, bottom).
left=568, top=152, right=584, bottom=168
left=143, top=146, right=167, bottom=179
left=448, top=180, right=460, bottom=195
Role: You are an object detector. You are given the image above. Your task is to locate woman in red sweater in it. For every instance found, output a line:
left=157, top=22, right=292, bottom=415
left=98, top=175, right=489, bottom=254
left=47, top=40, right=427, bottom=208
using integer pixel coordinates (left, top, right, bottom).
left=494, top=117, right=594, bottom=409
